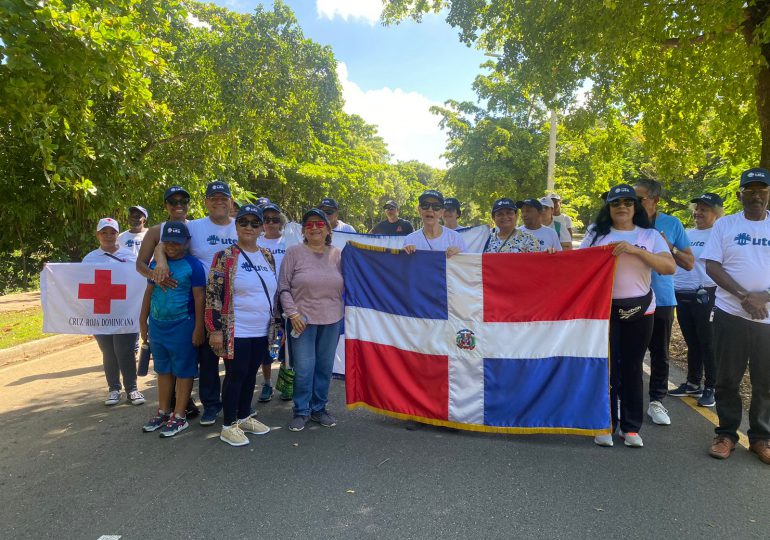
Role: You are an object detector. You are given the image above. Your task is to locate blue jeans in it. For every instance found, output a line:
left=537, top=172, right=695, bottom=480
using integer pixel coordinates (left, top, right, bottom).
left=290, top=320, right=342, bottom=417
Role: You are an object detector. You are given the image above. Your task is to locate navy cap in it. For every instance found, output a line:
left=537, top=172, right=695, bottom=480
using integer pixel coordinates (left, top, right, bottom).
left=383, top=200, right=398, bottom=209
left=319, top=197, right=338, bottom=210
left=690, top=193, right=724, bottom=207
left=517, top=198, right=543, bottom=212
left=256, top=197, right=271, bottom=208
left=161, top=221, right=191, bottom=243
left=491, top=198, right=518, bottom=214
left=606, top=184, right=638, bottom=203
left=261, top=203, right=282, bottom=214
left=164, top=186, right=190, bottom=202
left=443, top=197, right=461, bottom=211
left=236, top=204, right=263, bottom=221
left=740, top=167, right=770, bottom=187
left=206, top=180, right=232, bottom=198
left=302, top=208, right=331, bottom=227
left=128, top=205, right=148, bottom=219
left=418, top=190, right=444, bottom=205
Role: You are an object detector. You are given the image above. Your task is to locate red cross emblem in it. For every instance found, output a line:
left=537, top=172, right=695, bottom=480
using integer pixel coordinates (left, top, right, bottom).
left=78, top=269, right=127, bottom=314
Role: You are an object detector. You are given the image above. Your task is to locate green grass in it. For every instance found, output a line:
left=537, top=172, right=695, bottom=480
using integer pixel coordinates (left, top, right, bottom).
left=0, top=308, right=51, bottom=349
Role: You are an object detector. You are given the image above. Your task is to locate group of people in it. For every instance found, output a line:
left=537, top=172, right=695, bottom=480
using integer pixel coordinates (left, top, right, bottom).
left=81, top=169, right=770, bottom=464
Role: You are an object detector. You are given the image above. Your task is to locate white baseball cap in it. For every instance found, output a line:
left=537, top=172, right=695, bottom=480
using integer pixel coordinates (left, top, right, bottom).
left=546, top=192, right=561, bottom=200
left=96, top=218, right=119, bottom=232
left=538, top=197, right=555, bottom=208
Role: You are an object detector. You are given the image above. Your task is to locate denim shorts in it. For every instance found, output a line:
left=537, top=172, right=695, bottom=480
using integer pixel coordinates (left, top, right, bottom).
left=149, top=316, right=198, bottom=378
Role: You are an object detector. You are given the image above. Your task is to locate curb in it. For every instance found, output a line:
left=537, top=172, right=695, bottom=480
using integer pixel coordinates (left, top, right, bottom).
left=0, top=334, right=94, bottom=368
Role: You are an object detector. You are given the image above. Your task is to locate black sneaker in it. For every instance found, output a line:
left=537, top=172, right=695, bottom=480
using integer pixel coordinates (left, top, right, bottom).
left=697, top=387, right=715, bottom=407
left=310, top=411, right=337, bottom=427
left=186, top=400, right=200, bottom=419
left=669, top=382, right=703, bottom=397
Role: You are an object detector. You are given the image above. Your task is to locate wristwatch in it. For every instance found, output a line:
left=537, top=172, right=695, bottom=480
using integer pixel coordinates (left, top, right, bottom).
left=672, top=247, right=680, bottom=256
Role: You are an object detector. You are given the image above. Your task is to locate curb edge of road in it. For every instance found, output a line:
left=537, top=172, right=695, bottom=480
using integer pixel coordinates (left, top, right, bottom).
left=0, top=334, right=93, bottom=369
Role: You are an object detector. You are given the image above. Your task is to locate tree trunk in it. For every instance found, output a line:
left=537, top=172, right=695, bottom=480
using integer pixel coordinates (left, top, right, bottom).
left=746, top=1, right=770, bottom=167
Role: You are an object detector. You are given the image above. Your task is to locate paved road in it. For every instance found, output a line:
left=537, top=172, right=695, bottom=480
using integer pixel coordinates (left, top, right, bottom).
left=0, top=342, right=768, bottom=540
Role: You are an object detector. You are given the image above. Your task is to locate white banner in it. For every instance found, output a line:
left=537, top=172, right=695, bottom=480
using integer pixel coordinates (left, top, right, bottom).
left=284, top=222, right=491, bottom=375
left=41, top=263, right=147, bottom=334
left=284, top=223, right=491, bottom=253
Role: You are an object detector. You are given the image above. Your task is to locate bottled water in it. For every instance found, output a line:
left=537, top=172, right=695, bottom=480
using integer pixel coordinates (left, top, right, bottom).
left=270, top=329, right=283, bottom=360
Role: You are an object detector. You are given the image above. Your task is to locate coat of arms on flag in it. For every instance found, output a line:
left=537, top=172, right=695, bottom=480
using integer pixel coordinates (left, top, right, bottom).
left=342, top=243, right=616, bottom=435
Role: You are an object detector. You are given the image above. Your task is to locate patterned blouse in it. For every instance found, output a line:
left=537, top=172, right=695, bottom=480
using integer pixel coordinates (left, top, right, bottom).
left=484, top=228, right=540, bottom=253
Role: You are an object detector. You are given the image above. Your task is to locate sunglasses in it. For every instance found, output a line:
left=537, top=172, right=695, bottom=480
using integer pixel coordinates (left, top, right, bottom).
left=263, top=217, right=281, bottom=224
left=609, top=199, right=635, bottom=208
left=166, top=198, right=190, bottom=207
left=420, top=203, right=443, bottom=211
left=304, top=221, right=327, bottom=229
left=236, top=219, right=262, bottom=228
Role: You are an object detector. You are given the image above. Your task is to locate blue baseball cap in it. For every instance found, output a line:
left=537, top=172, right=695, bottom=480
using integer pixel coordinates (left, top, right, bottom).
left=690, top=193, right=724, bottom=207
left=161, top=221, right=191, bottom=243
left=206, top=180, right=232, bottom=198
left=261, top=203, right=282, bottom=214
left=516, top=198, right=542, bottom=212
left=163, top=186, right=190, bottom=202
left=236, top=204, right=263, bottom=221
left=418, top=190, right=444, bottom=205
left=740, top=167, right=770, bottom=187
left=492, top=198, right=518, bottom=214
left=319, top=197, right=339, bottom=210
left=606, top=184, right=638, bottom=203
left=444, top=197, right=461, bottom=212
left=302, top=208, right=331, bottom=227
left=256, top=197, right=271, bottom=207
left=128, top=205, right=148, bottom=219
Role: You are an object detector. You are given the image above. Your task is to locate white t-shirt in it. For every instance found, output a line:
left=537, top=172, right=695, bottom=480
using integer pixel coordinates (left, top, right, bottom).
left=545, top=219, right=571, bottom=244
left=580, top=227, right=670, bottom=312
left=82, top=247, right=137, bottom=264
left=186, top=217, right=238, bottom=274
left=333, top=220, right=356, bottom=233
left=674, top=227, right=716, bottom=291
left=117, top=230, right=146, bottom=257
left=553, top=213, right=573, bottom=232
left=233, top=249, right=278, bottom=337
left=519, top=225, right=562, bottom=251
left=700, top=211, right=770, bottom=324
left=404, top=227, right=467, bottom=252
left=257, top=235, right=286, bottom=273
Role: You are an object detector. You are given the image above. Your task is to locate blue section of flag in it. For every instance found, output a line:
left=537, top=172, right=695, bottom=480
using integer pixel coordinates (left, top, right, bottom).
left=342, top=245, right=448, bottom=319
left=483, top=357, right=610, bottom=429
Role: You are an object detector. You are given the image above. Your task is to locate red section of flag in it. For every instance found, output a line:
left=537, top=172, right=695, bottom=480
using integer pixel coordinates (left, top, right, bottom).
left=346, top=340, right=449, bottom=420
left=78, top=269, right=127, bottom=314
left=482, top=246, right=615, bottom=322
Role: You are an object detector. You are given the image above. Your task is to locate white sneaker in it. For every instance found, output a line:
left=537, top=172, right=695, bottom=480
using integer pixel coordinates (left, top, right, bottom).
left=220, top=424, right=249, bottom=447
left=594, top=434, right=614, bottom=447
left=238, top=417, right=270, bottom=435
left=128, top=390, right=145, bottom=405
left=620, top=431, right=644, bottom=447
left=647, top=401, right=671, bottom=425
left=104, top=390, right=121, bottom=406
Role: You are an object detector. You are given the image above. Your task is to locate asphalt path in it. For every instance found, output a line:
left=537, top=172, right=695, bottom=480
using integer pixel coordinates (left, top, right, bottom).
left=1, top=341, right=768, bottom=540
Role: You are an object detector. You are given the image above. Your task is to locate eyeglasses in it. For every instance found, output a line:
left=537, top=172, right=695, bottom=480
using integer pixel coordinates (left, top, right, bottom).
left=609, top=200, right=635, bottom=208
left=304, top=221, right=327, bottom=229
left=420, top=203, right=443, bottom=211
left=236, top=219, right=262, bottom=228
left=263, top=217, right=281, bottom=224
left=166, top=198, right=190, bottom=207
left=740, top=187, right=770, bottom=195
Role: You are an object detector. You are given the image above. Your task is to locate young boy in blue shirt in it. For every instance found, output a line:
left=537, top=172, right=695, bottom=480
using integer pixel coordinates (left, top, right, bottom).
left=140, top=222, right=206, bottom=437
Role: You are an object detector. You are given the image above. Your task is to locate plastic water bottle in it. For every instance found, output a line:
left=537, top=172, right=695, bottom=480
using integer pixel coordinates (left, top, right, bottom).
left=269, top=329, right=283, bottom=360
left=137, top=341, right=151, bottom=376
left=290, top=314, right=309, bottom=338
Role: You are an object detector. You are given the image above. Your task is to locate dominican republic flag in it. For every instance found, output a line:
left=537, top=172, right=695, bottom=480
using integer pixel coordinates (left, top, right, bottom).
left=41, top=264, right=147, bottom=334
left=284, top=223, right=491, bottom=375
left=343, top=243, right=616, bottom=435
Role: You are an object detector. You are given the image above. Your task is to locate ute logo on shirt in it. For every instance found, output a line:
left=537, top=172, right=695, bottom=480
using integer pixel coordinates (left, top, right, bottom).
left=735, top=233, right=752, bottom=246
left=125, top=239, right=135, bottom=247
left=240, top=261, right=270, bottom=273
left=206, top=235, right=236, bottom=246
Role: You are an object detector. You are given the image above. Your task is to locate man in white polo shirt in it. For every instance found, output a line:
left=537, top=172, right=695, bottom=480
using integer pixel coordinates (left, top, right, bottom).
left=703, top=167, right=770, bottom=465
left=540, top=197, right=572, bottom=250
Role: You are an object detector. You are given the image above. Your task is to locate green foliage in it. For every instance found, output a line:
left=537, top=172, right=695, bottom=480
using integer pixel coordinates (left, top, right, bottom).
left=0, top=0, right=434, bottom=292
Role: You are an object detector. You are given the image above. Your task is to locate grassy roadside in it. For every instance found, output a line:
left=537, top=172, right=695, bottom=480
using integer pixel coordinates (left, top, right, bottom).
left=0, top=308, right=51, bottom=349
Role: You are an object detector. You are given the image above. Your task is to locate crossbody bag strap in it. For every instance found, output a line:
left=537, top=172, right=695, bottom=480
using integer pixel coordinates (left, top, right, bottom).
left=104, top=252, right=127, bottom=263
left=236, top=245, right=273, bottom=314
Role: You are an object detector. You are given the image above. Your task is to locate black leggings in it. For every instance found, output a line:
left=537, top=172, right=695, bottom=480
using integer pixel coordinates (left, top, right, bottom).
left=222, top=337, right=269, bottom=426
left=609, top=313, right=654, bottom=433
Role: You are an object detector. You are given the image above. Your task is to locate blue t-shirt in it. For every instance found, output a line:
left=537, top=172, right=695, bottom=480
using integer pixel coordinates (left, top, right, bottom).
left=651, top=212, right=690, bottom=306
left=149, top=255, right=206, bottom=321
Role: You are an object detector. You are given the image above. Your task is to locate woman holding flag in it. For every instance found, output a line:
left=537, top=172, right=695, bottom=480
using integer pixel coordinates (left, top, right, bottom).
left=581, top=184, right=675, bottom=448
